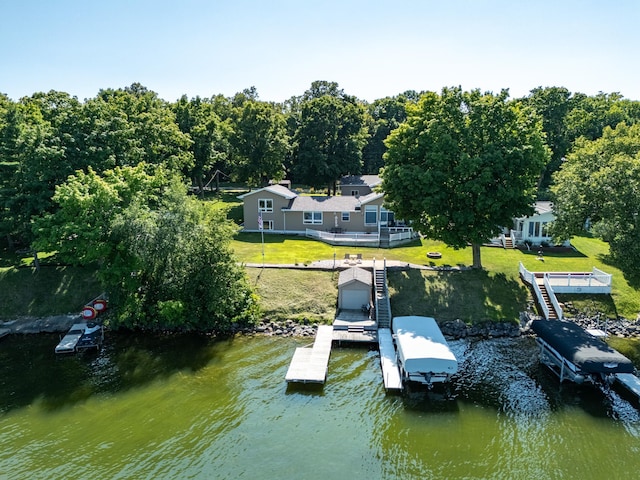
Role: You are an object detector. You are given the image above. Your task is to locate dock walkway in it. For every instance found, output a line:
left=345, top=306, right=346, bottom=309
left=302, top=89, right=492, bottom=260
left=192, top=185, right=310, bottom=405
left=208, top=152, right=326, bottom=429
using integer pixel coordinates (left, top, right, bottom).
left=615, top=373, right=640, bottom=402
left=378, top=328, right=402, bottom=391
left=285, top=325, right=334, bottom=384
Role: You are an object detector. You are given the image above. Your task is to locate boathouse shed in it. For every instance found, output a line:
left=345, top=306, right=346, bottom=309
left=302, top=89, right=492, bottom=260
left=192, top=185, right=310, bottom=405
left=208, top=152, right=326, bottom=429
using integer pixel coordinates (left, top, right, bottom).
left=338, top=267, right=372, bottom=311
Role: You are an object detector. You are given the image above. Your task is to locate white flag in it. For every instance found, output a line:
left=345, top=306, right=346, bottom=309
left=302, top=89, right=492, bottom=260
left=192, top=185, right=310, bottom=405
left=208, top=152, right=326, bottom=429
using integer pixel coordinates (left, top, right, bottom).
left=258, top=212, right=263, bottom=231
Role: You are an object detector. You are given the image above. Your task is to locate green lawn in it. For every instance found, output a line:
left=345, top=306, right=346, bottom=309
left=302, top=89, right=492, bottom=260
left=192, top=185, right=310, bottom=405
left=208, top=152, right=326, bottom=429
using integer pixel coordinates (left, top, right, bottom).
left=246, top=268, right=338, bottom=323
left=231, top=232, right=640, bottom=320
left=2, top=230, right=638, bottom=325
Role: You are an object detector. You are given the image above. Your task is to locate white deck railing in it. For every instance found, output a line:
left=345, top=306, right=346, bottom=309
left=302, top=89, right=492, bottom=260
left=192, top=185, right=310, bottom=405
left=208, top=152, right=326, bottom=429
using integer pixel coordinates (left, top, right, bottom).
left=519, top=262, right=613, bottom=319
left=306, top=229, right=380, bottom=245
left=543, top=267, right=612, bottom=294
left=389, top=231, right=414, bottom=242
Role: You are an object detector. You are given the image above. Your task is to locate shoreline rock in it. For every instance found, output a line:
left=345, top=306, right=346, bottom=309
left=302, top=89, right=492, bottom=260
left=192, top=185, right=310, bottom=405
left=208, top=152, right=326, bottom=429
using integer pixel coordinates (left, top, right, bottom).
left=2, top=313, right=637, bottom=340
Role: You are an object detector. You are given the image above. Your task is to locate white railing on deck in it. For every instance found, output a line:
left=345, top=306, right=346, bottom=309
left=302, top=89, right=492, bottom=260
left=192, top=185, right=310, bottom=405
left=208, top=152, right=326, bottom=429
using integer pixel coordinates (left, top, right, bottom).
left=306, top=229, right=380, bottom=244
left=591, top=267, right=613, bottom=286
left=389, top=231, right=414, bottom=242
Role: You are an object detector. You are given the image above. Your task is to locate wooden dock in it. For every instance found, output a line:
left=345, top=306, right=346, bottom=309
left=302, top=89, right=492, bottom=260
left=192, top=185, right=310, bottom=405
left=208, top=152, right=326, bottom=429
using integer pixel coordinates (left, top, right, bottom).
left=378, top=328, right=403, bottom=391
left=285, top=325, right=334, bottom=384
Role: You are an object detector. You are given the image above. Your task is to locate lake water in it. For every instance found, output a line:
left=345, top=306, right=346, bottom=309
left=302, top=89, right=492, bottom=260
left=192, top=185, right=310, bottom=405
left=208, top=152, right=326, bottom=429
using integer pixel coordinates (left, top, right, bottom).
left=1, top=333, right=639, bottom=479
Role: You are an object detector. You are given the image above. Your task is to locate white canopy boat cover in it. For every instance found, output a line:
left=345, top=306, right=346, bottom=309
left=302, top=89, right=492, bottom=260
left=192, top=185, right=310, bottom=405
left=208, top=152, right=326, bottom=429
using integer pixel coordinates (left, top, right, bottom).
left=392, top=316, right=458, bottom=384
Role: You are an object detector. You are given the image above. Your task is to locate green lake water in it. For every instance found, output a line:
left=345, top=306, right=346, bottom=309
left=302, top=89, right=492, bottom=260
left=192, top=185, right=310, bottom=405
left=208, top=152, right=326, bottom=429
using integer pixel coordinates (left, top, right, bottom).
left=1, top=333, right=639, bottom=479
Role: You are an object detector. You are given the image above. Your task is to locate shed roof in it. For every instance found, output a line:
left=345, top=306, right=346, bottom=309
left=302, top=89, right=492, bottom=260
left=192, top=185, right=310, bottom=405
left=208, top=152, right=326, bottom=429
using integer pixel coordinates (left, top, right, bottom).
left=338, top=267, right=372, bottom=287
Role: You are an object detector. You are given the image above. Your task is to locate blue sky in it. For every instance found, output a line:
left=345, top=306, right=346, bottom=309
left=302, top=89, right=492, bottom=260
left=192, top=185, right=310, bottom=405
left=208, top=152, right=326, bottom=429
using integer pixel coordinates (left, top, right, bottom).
left=2, top=0, right=639, bottom=102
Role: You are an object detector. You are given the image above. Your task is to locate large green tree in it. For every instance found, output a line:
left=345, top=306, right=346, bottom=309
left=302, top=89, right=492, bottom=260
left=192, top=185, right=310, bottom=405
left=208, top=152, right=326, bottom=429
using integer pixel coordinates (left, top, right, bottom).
left=173, top=95, right=231, bottom=193
left=230, top=99, right=289, bottom=186
left=293, top=87, right=368, bottom=194
left=382, top=87, right=550, bottom=269
left=551, top=122, right=640, bottom=283
left=33, top=165, right=258, bottom=331
left=361, top=94, right=412, bottom=174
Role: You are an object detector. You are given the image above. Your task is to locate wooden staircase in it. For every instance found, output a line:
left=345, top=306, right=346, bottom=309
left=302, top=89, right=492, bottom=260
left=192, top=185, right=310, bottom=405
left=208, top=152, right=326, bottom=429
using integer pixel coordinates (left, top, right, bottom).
left=533, top=273, right=559, bottom=320
left=504, top=235, right=514, bottom=249
left=374, top=266, right=391, bottom=328
left=538, top=283, right=558, bottom=319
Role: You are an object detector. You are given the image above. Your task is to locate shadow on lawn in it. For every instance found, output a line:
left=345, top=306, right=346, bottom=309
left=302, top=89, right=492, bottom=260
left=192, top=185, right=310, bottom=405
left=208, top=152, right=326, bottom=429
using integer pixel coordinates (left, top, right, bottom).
left=388, top=268, right=529, bottom=323
left=516, top=245, right=587, bottom=259
left=234, top=232, right=318, bottom=245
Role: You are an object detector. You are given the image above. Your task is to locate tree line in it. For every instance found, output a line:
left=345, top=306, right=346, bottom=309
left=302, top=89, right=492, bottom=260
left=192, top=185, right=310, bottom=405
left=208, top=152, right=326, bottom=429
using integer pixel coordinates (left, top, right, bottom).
left=2, top=82, right=639, bottom=247
left=1, top=81, right=640, bottom=331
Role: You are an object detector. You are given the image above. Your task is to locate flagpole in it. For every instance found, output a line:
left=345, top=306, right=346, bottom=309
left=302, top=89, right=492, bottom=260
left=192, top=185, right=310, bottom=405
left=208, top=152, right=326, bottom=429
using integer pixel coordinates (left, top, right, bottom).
left=258, top=211, right=265, bottom=267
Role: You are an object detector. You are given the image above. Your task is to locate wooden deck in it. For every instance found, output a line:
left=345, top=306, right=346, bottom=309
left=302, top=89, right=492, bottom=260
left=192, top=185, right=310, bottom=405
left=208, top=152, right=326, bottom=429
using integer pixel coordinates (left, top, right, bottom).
left=377, top=328, right=403, bottom=391
left=285, top=325, right=334, bottom=384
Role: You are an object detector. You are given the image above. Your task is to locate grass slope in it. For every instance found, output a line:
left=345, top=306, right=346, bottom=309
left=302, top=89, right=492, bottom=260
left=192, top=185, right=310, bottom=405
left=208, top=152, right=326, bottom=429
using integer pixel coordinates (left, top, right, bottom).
left=245, top=268, right=338, bottom=323
left=231, top=232, right=640, bottom=320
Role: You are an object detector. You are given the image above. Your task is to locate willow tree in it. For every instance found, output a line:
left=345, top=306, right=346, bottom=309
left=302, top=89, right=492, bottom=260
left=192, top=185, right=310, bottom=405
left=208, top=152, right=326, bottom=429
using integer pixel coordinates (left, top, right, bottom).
left=33, top=165, right=258, bottom=331
left=382, top=88, right=549, bottom=269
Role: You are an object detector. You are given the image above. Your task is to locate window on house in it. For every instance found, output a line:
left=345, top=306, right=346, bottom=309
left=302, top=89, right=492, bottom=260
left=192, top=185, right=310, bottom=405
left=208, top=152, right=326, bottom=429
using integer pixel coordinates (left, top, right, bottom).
left=258, top=198, right=273, bottom=213
left=541, top=222, right=549, bottom=237
left=351, top=190, right=359, bottom=197
left=365, top=206, right=377, bottom=225
left=380, top=209, right=395, bottom=226
left=264, top=220, right=274, bottom=231
left=303, top=211, right=323, bottom=224
left=341, top=212, right=350, bottom=222
left=529, top=221, right=541, bottom=237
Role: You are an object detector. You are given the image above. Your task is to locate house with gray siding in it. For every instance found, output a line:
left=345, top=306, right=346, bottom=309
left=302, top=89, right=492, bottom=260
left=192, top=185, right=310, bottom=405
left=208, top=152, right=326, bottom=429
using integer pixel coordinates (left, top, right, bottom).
left=238, top=175, right=416, bottom=247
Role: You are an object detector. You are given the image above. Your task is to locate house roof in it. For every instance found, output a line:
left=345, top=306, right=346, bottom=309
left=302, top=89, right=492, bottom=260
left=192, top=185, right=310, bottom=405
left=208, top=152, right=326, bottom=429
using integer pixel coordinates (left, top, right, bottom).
left=358, top=192, right=384, bottom=205
left=236, top=184, right=298, bottom=200
left=534, top=201, right=553, bottom=215
left=286, top=195, right=360, bottom=212
left=340, top=175, right=381, bottom=188
left=515, top=201, right=554, bottom=220
left=338, top=267, right=372, bottom=287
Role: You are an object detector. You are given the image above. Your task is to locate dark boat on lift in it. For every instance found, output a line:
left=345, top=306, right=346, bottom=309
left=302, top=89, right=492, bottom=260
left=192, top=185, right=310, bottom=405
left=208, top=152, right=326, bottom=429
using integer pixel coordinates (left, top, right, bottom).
left=531, top=319, right=634, bottom=384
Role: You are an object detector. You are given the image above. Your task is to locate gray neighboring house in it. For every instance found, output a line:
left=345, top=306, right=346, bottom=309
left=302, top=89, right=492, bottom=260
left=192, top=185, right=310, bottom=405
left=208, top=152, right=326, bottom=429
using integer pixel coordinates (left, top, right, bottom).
left=237, top=175, right=416, bottom=247
left=338, top=175, right=382, bottom=198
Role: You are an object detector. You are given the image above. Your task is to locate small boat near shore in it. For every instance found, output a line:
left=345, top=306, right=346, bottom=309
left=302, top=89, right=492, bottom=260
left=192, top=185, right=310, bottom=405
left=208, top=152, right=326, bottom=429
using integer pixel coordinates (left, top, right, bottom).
left=55, top=322, right=104, bottom=354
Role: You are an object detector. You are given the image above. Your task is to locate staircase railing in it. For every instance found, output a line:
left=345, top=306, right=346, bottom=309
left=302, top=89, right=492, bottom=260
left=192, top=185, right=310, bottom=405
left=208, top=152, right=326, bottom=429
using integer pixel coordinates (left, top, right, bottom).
left=520, top=262, right=550, bottom=319
left=372, top=258, right=380, bottom=325
left=543, top=274, right=563, bottom=320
